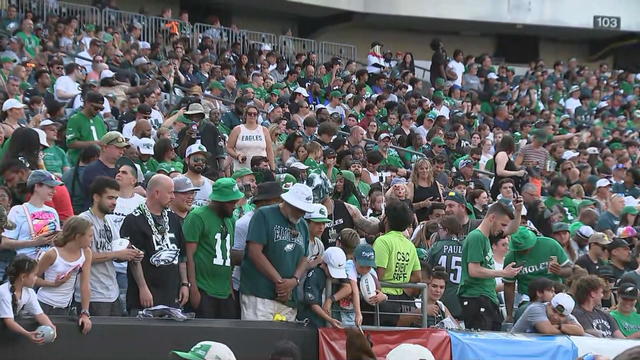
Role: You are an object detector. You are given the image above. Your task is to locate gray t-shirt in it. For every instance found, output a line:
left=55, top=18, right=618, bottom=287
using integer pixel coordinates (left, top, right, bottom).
left=572, top=305, right=619, bottom=338
left=511, top=302, right=578, bottom=334
left=75, top=210, right=119, bottom=303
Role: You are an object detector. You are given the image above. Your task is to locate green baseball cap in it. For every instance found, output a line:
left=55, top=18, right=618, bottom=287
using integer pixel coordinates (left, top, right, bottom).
left=85, top=24, right=96, bottom=32
left=435, top=78, right=446, bottom=87
left=445, top=191, right=466, bottom=206
left=532, top=128, right=548, bottom=141
left=304, top=204, right=331, bottom=223
left=510, top=226, right=538, bottom=252
left=276, top=173, right=297, bottom=192
left=209, top=81, right=224, bottom=90
left=609, top=142, right=624, bottom=151
left=270, top=89, right=281, bottom=96
left=337, top=170, right=356, bottom=184
left=432, top=90, right=445, bottom=99
left=271, top=83, right=286, bottom=90
left=156, top=163, right=179, bottom=174
left=431, top=136, right=445, bottom=146
left=232, top=167, right=254, bottom=180
left=172, top=341, right=236, bottom=360
left=330, top=90, right=343, bottom=98
left=209, top=178, right=244, bottom=202
left=552, top=222, right=570, bottom=233
left=622, top=206, right=639, bottom=216
left=101, top=32, right=113, bottom=43
left=0, top=56, right=16, bottom=64
left=354, top=243, right=377, bottom=267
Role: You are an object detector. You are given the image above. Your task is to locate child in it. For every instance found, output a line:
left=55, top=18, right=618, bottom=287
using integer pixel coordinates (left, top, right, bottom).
left=297, top=247, right=348, bottom=328
left=366, top=190, right=384, bottom=218
left=304, top=204, right=331, bottom=269
left=0, top=255, right=56, bottom=344
left=36, top=216, right=93, bottom=335
left=303, top=141, right=323, bottom=172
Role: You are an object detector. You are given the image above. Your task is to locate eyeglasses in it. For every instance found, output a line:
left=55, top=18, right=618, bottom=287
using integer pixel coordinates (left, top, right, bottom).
left=191, top=157, right=207, bottom=163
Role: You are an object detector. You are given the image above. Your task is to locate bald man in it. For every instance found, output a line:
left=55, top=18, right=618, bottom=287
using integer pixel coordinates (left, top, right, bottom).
left=121, top=174, right=189, bottom=314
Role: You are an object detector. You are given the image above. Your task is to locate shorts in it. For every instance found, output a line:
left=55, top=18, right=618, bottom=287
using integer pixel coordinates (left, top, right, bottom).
left=195, top=288, right=238, bottom=319
left=240, top=293, right=297, bottom=322
left=377, top=293, right=416, bottom=327
left=459, top=295, right=503, bottom=331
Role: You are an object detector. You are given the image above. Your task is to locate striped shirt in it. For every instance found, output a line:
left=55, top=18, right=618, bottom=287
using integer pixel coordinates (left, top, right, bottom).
left=519, top=144, right=549, bottom=168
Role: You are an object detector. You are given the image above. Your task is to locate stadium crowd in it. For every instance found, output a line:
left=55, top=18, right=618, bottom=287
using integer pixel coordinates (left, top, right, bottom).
left=2, top=1, right=640, bottom=352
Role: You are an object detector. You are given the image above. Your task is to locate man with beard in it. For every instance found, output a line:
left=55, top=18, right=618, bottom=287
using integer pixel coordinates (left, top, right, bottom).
left=240, top=184, right=315, bottom=321
left=349, top=159, right=370, bottom=200
left=79, top=176, right=142, bottom=316
left=177, top=102, right=225, bottom=179
left=81, top=131, right=129, bottom=208
left=121, top=174, right=189, bottom=314
left=376, top=133, right=405, bottom=174
left=232, top=168, right=258, bottom=219
left=443, top=191, right=481, bottom=239
left=459, top=201, right=523, bottom=330
left=184, top=142, right=214, bottom=207
left=184, top=178, right=244, bottom=318
left=170, top=175, right=199, bottom=221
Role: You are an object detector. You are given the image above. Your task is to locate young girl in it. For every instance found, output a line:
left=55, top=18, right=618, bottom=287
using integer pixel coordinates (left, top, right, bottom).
left=303, top=141, right=323, bottom=172
left=36, top=216, right=93, bottom=335
left=1, top=255, right=56, bottom=344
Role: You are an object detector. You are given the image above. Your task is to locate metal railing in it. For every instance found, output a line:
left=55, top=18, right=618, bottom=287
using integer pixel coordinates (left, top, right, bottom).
left=142, top=15, right=187, bottom=48
left=46, top=1, right=101, bottom=32
left=192, top=23, right=244, bottom=55
left=278, top=35, right=317, bottom=60
left=319, top=41, right=356, bottom=63
left=102, top=8, right=147, bottom=34
left=326, top=279, right=429, bottom=328
left=241, top=29, right=277, bottom=53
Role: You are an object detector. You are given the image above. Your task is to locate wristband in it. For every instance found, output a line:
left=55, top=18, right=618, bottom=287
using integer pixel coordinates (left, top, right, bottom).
left=80, top=309, right=91, bottom=318
left=292, top=275, right=300, bottom=285
left=181, top=282, right=191, bottom=288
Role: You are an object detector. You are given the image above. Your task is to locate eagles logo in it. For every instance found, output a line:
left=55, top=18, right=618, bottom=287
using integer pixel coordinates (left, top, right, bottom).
left=284, top=243, right=296, bottom=252
left=150, top=249, right=180, bottom=266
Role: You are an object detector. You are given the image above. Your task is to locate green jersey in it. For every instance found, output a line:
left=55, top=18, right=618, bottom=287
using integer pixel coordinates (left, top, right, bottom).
left=183, top=206, right=236, bottom=298
left=240, top=204, right=309, bottom=302
left=544, top=196, right=577, bottom=222
left=373, top=231, right=421, bottom=295
left=503, top=236, right=570, bottom=295
left=65, top=111, right=107, bottom=165
left=426, top=236, right=464, bottom=317
left=610, top=310, right=640, bottom=337
left=233, top=202, right=255, bottom=220
left=459, top=229, right=498, bottom=304
left=42, top=145, right=69, bottom=175
left=16, top=32, right=40, bottom=58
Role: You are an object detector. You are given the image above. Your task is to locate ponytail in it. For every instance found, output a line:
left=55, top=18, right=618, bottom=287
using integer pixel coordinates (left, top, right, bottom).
left=5, top=255, right=38, bottom=316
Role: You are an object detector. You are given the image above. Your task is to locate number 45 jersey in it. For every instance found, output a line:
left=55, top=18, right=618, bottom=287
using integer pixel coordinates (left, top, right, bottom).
left=425, top=236, right=463, bottom=319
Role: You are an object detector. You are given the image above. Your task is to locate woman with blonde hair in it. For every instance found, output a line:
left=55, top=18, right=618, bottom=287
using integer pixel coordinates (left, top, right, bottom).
left=35, top=216, right=93, bottom=334
left=407, top=158, right=444, bottom=222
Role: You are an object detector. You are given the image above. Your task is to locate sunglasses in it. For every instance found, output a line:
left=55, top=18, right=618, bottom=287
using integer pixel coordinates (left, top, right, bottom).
left=246, top=112, right=258, bottom=117
left=191, top=157, right=207, bottom=163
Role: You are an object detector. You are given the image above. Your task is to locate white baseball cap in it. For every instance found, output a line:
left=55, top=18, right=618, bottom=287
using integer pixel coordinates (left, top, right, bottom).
left=137, top=137, right=155, bottom=155
left=289, top=162, right=309, bottom=170
left=100, top=69, right=115, bottom=80
left=304, top=204, right=331, bottom=222
left=172, top=341, right=236, bottom=360
left=550, top=292, right=575, bottom=316
left=576, top=225, right=594, bottom=239
left=562, top=150, right=580, bottom=160
left=293, top=87, right=309, bottom=97
left=185, top=142, right=208, bottom=158
left=33, top=128, right=48, bottom=148
left=596, top=178, right=612, bottom=188
left=486, top=72, right=499, bottom=80
left=39, top=119, right=57, bottom=128
left=2, top=98, right=26, bottom=111
left=322, top=247, right=347, bottom=279
left=386, top=344, right=435, bottom=360
left=280, top=183, right=315, bottom=212
left=586, top=147, right=599, bottom=155
left=139, top=41, right=151, bottom=49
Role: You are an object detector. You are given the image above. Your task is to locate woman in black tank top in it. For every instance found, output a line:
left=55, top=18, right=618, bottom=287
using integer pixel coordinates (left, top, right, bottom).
left=490, top=135, right=525, bottom=200
left=407, top=158, right=443, bottom=222
left=320, top=199, right=355, bottom=249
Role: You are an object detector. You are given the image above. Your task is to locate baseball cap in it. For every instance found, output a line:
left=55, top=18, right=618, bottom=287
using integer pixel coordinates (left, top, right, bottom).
left=617, top=226, right=638, bottom=239
left=322, top=247, right=347, bottom=279
left=132, top=56, right=151, bottom=67
left=569, top=85, right=580, bottom=93
left=354, top=243, right=376, bottom=268
left=184, top=103, right=205, bottom=115
left=304, top=204, right=331, bottom=223
left=486, top=72, right=498, bottom=80
left=172, top=341, right=236, bottom=360
left=390, top=177, right=407, bottom=186
left=552, top=223, right=570, bottom=233
left=173, top=175, right=199, bottom=193
left=185, top=142, right=208, bottom=158
left=596, top=178, right=612, bottom=188
left=39, top=119, right=58, bottom=128
left=431, top=136, right=445, bottom=146
left=100, top=69, right=115, bottom=80
left=231, top=168, right=254, bottom=180
left=209, top=178, right=244, bottom=202
left=337, top=170, right=356, bottom=184
left=550, top=293, right=575, bottom=316
left=289, top=162, right=309, bottom=170
left=562, top=150, right=579, bottom=160
left=0, top=56, right=16, bottom=64
left=510, top=226, right=538, bottom=252
left=608, top=238, right=631, bottom=251
left=588, top=232, right=611, bottom=246
left=445, top=191, right=466, bottom=206
left=139, top=41, right=151, bottom=49
left=209, top=81, right=225, bottom=90
left=280, top=183, right=315, bottom=212
left=586, top=147, right=599, bottom=155
left=156, top=163, right=180, bottom=175
left=115, top=157, right=138, bottom=178
left=576, top=225, right=594, bottom=239
left=622, top=206, right=639, bottom=216
left=386, top=344, right=435, bottom=360
left=137, top=137, right=154, bottom=155
left=137, top=104, right=152, bottom=115
left=252, top=181, right=283, bottom=202
left=286, top=120, right=299, bottom=131
left=459, top=159, right=474, bottom=168
left=379, top=133, right=391, bottom=141
left=101, top=131, right=129, bottom=148
left=618, top=284, right=639, bottom=300
left=293, top=87, right=309, bottom=97
left=329, top=90, right=343, bottom=98
left=2, top=98, right=26, bottom=111
left=27, top=170, right=62, bottom=188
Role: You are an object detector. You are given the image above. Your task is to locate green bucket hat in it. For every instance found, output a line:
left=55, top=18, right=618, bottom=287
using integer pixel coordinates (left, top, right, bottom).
left=622, top=206, right=639, bottom=216
left=232, top=167, right=254, bottom=180
left=510, top=226, right=538, bottom=252
left=431, top=136, right=445, bottom=146
left=337, top=170, right=356, bottom=184
left=176, top=114, right=194, bottom=125
left=209, top=81, right=225, bottom=90
left=209, top=178, right=244, bottom=202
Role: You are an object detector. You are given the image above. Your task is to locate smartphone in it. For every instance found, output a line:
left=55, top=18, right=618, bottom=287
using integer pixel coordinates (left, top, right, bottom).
left=58, top=264, right=81, bottom=280
left=514, top=261, right=526, bottom=268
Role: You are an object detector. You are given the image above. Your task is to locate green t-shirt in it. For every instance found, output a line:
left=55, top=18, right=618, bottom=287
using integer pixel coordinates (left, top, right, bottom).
left=304, top=158, right=321, bottom=173
left=425, top=237, right=463, bottom=317
left=16, top=31, right=40, bottom=58
left=544, top=196, right=577, bottom=222
left=459, top=229, right=498, bottom=304
left=239, top=204, right=309, bottom=302
left=65, top=111, right=107, bottom=165
left=503, top=236, right=570, bottom=295
left=145, top=158, right=184, bottom=174
left=611, top=310, right=640, bottom=337
left=373, top=230, right=421, bottom=295
left=183, top=206, right=236, bottom=298
left=232, top=202, right=255, bottom=220
left=380, top=149, right=405, bottom=169
left=42, top=145, right=69, bottom=175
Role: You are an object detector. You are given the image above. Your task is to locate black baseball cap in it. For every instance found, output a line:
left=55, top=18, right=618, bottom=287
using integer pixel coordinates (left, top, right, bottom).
left=618, top=283, right=639, bottom=300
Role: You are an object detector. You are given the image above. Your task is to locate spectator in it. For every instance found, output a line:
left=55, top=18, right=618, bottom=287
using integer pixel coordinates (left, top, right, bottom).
left=122, top=174, right=186, bottom=314
left=596, top=194, right=625, bottom=233
left=183, top=178, right=243, bottom=318
left=511, top=292, right=584, bottom=335
left=183, top=142, right=214, bottom=207
left=227, top=104, right=275, bottom=170
left=169, top=175, right=198, bottom=221
left=513, top=277, right=556, bottom=322
left=610, top=284, right=640, bottom=338
left=66, top=92, right=108, bottom=165
left=53, top=63, right=83, bottom=103
left=81, top=131, right=128, bottom=206
left=572, top=275, right=625, bottom=338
